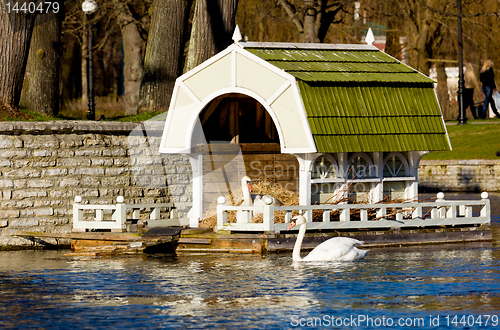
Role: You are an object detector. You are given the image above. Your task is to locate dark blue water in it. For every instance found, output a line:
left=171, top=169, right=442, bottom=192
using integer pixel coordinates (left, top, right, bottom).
left=1, top=192, right=500, bottom=329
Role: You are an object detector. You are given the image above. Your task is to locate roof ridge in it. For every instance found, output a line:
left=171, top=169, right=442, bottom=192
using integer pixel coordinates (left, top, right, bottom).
left=240, top=41, right=378, bottom=51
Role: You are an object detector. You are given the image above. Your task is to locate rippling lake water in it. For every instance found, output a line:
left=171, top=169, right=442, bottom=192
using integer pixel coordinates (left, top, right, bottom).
left=1, top=192, right=500, bottom=329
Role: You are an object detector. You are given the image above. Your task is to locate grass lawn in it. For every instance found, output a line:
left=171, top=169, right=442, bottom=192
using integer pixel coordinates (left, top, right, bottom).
left=423, top=120, right=500, bottom=160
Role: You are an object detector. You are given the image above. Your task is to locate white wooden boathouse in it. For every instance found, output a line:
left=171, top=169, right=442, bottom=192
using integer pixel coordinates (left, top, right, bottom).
left=72, top=34, right=490, bottom=236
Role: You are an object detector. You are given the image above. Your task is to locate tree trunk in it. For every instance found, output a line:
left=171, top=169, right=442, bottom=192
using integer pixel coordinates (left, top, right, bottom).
left=304, top=1, right=319, bottom=43
left=138, top=0, right=192, bottom=113
left=114, top=0, right=144, bottom=116
left=184, top=0, right=239, bottom=72
left=20, top=8, right=62, bottom=115
left=0, top=1, right=37, bottom=108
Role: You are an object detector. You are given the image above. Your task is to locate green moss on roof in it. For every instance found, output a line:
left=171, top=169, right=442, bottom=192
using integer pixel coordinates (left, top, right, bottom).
left=244, top=45, right=449, bottom=153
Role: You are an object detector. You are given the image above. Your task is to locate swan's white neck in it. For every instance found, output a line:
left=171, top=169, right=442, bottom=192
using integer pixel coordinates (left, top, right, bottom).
left=242, top=182, right=252, bottom=206
left=292, top=221, right=307, bottom=261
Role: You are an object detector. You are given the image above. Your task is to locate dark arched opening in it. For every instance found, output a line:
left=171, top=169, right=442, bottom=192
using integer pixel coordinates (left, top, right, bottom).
left=193, top=93, right=279, bottom=144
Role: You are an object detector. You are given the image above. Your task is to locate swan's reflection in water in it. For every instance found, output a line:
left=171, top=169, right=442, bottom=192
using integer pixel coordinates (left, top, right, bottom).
left=1, top=242, right=500, bottom=328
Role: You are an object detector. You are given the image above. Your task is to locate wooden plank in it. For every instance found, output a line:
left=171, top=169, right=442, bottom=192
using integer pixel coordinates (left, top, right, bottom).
left=16, top=231, right=177, bottom=242
left=178, top=238, right=212, bottom=244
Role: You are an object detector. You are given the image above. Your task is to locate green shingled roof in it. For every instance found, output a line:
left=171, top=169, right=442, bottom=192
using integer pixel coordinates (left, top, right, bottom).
left=243, top=43, right=450, bottom=153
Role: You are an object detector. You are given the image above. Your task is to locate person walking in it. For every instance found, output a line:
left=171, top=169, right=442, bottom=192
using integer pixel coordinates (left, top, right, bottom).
left=479, top=58, right=500, bottom=118
left=464, top=62, right=481, bottom=119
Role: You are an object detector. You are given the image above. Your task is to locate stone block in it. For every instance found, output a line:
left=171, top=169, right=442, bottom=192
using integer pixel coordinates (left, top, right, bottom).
left=0, top=179, right=14, bottom=188
left=81, top=176, right=101, bottom=187
left=3, top=169, right=41, bottom=179
left=56, top=150, right=75, bottom=158
left=33, top=208, right=54, bottom=216
left=0, top=220, right=7, bottom=227
left=1, top=200, right=34, bottom=208
left=68, top=167, right=105, bottom=175
left=1, top=190, right=12, bottom=200
left=105, top=167, right=131, bottom=176
left=99, top=188, right=121, bottom=196
left=90, top=158, right=114, bottom=166
left=0, top=137, right=15, bottom=148
left=0, top=150, right=28, bottom=158
left=59, top=178, right=80, bottom=187
left=42, top=168, right=68, bottom=176
left=0, top=209, right=20, bottom=218
left=23, top=136, right=60, bottom=148
left=75, top=149, right=103, bottom=157
left=0, top=159, right=12, bottom=167
left=114, top=158, right=130, bottom=166
left=32, top=160, right=57, bottom=168
left=102, top=148, right=127, bottom=157
left=48, top=189, right=72, bottom=198
left=33, top=149, right=52, bottom=157
left=101, top=176, right=131, bottom=187
left=13, top=190, right=47, bottom=199
left=59, top=135, right=84, bottom=148
left=27, top=179, right=54, bottom=188
left=9, top=219, right=39, bottom=227
left=57, top=158, right=91, bottom=167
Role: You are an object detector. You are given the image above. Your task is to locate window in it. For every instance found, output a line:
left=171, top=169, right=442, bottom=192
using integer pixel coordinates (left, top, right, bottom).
left=383, top=154, right=408, bottom=177
left=347, top=153, right=374, bottom=179
left=311, top=155, right=337, bottom=180
left=382, top=153, right=410, bottom=201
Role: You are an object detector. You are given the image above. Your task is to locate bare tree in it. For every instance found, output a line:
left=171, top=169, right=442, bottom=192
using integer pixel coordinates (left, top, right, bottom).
left=0, top=1, right=38, bottom=108
left=184, top=0, right=239, bottom=72
left=114, top=0, right=145, bottom=116
left=139, top=0, right=193, bottom=113
left=277, top=0, right=347, bottom=43
left=20, top=7, right=62, bottom=115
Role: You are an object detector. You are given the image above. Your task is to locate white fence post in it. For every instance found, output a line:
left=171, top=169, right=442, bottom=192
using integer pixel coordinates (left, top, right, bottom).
left=150, top=207, right=160, bottom=220
left=376, top=206, right=386, bottom=219
left=436, top=192, right=446, bottom=218
left=360, top=208, right=368, bottom=221
left=216, top=196, right=227, bottom=231
left=481, top=192, right=490, bottom=218
left=72, top=196, right=84, bottom=232
left=340, top=206, right=350, bottom=222
left=263, top=204, right=275, bottom=232
left=113, top=196, right=126, bottom=232
left=323, top=210, right=331, bottom=222
left=412, top=205, right=422, bottom=219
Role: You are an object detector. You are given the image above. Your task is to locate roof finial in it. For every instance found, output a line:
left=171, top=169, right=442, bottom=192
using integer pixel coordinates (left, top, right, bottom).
left=365, top=27, right=375, bottom=45
left=232, top=25, right=242, bottom=44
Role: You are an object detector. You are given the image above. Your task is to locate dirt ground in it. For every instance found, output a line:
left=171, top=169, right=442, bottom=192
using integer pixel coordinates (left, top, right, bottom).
left=0, top=104, right=32, bottom=121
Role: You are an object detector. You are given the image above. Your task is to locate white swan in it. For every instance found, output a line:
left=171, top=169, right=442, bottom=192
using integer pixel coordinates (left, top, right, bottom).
left=287, top=215, right=367, bottom=262
left=241, top=176, right=283, bottom=207
left=237, top=176, right=283, bottom=222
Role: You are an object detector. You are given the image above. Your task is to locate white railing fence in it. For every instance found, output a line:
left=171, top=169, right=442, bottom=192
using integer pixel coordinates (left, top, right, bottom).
left=72, top=196, right=192, bottom=232
left=216, top=192, right=491, bottom=232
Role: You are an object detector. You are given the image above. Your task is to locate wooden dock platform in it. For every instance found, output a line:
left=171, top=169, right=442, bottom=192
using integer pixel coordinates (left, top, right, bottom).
left=18, top=222, right=490, bottom=257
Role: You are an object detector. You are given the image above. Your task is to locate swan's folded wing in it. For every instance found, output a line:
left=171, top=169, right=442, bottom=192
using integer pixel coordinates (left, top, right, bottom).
left=302, top=237, right=366, bottom=261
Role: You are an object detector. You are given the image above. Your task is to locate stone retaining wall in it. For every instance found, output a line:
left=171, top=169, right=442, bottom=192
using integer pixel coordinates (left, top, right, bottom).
left=419, top=159, right=500, bottom=192
left=0, top=121, right=192, bottom=248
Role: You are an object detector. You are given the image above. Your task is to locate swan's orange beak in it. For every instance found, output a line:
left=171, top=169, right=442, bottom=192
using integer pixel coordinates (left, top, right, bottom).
left=247, top=182, right=253, bottom=192
left=287, top=221, right=296, bottom=231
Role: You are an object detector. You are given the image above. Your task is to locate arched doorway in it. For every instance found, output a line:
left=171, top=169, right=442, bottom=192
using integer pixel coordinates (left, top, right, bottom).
left=193, top=93, right=279, bottom=144
left=191, top=93, right=298, bottom=216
